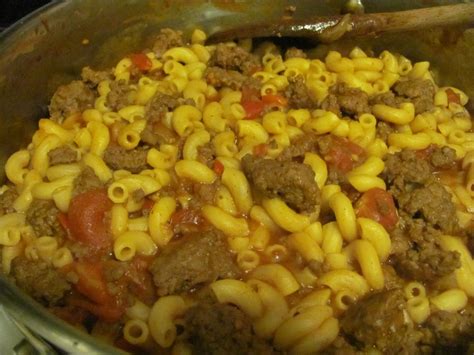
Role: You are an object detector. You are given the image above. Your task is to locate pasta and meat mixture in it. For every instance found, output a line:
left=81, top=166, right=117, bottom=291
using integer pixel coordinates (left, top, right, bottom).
left=1, top=27, right=474, bottom=354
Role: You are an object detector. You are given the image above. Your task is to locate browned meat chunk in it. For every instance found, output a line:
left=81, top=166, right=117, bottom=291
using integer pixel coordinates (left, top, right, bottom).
left=384, top=149, right=432, bottom=187
left=394, top=78, right=435, bottom=101
left=423, top=305, right=474, bottom=350
left=73, top=167, right=103, bottom=196
left=400, top=181, right=458, bottom=233
left=102, top=259, right=155, bottom=306
left=0, top=186, right=18, bottom=216
left=469, top=237, right=474, bottom=256
left=334, top=85, right=370, bottom=116
left=81, top=66, right=112, bottom=87
left=11, top=257, right=70, bottom=305
left=284, top=76, right=317, bottom=109
left=205, top=66, right=261, bottom=91
left=320, top=94, right=340, bottom=115
left=369, top=91, right=405, bottom=107
left=284, top=47, right=307, bottom=60
left=341, top=289, right=421, bottom=353
left=48, top=146, right=78, bottom=166
left=141, top=120, right=179, bottom=146
left=376, top=121, right=395, bottom=141
left=277, top=133, right=319, bottom=161
left=384, top=149, right=458, bottom=234
left=103, top=146, right=150, bottom=174
left=141, top=124, right=171, bottom=147
left=106, top=80, right=134, bottom=111
left=152, top=28, right=184, bottom=58
left=320, top=336, right=357, bottom=355
left=391, top=218, right=460, bottom=283
left=429, top=146, right=456, bottom=169
left=389, top=224, right=412, bottom=256
left=196, top=143, right=215, bottom=167
left=393, top=78, right=435, bottom=114
left=147, top=92, right=183, bottom=117
left=140, top=93, right=190, bottom=145
left=49, top=81, right=96, bottom=122
left=26, top=199, right=64, bottom=238
left=149, top=231, right=240, bottom=296
left=242, top=154, right=320, bottom=213
left=185, top=301, right=276, bottom=355
left=322, top=83, right=370, bottom=116
left=209, top=43, right=260, bottom=75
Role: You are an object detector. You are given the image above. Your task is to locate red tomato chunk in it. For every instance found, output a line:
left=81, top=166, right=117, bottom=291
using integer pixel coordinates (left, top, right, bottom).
left=356, top=188, right=399, bottom=230
left=68, top=189, right=113, bottom=252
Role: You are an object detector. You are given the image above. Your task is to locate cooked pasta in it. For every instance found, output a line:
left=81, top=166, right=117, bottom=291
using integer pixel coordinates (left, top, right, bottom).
left=0, top=27, right=473, bottom=355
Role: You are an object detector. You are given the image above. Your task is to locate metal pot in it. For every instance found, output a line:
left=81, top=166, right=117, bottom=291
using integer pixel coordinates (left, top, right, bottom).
left=0, top=0, right=471, bottom=352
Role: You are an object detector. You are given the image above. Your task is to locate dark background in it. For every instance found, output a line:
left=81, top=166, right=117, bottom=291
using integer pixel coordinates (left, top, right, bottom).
left=0, top=0, right=52, bottom=30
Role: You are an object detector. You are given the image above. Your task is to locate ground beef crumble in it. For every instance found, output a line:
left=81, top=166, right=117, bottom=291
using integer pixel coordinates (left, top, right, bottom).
left=321, top=83, right=370, bottom=117
left=341, top=289, right=421, bottom=353
left=73, top=166, right=103, bottom=196
left=48, top=146, right=78, bottom=166
left=185, top=300, right=277, bottom=355
left=209, top=43, right=260, bottom=75
left=284, top=76, right=318, bottom=109
left=26, top=199, right=65, bottom=238
left=49, top=81, right=96, bottom=122
left=11, top=257, right=71, bottom=305
left=393, top=78, right=436, bottom=114
left=151, top=28, right=184, bottom=58
left=384, top=149, right=459, bottom=234
left=149, top=230, right=240, bottom=296
left=103, top=146, right=150, bottom=174
left=242, top=154, right=320, bottom=214
left=390, top=218, right=461, bottom=283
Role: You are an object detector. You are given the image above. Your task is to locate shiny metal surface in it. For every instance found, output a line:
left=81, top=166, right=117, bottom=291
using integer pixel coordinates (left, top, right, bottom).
left=0, top=0, right=472, bottom=352
left=0, top=306, right=25, bottom=355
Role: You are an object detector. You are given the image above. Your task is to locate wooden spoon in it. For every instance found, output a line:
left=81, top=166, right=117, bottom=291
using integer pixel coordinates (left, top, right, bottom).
left=207, top=3, right=474, bottom=44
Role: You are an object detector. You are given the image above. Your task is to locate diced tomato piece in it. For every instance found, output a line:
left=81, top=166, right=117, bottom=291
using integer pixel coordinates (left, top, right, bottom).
left=130, top=53, right=152, bottom=71
left=142, top=198, right=155, bottom=213
left=345, top=139, right=365, bottom=156
left=253, top=143, right=268, bottom=157
left=324, top=137, right=365, bottom=173
left=68, top=189, right=112, bottom=252
left=115, top=337, right=143, bottom=353
left=49, top=305, right=89, bottom=326
left=241, top=85, right=261, bottom=103
left=126, top=257, right=156, bottom=304
left=57, top=212, right=70, bottom=232
left=356, top=188, right=399, bottom=230
left=445, top=88, right=461, bottom=105
left=69, top=297, right=123, bottom=323
left=262, top=94, right=288, bottom=107
left=213, top=160, right=225, bottom=175
left=327, top=146, right=353, bottom=172
left=242, top=99, right=265, bottom=119
left=241, top=85, right=264, bottom=119
left=73, top=262, right=112, bottom=305
left=170, top=208, right=203, bottom=227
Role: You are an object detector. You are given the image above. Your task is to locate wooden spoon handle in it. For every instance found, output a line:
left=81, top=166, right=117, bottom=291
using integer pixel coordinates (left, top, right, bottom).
left=207, top=3, right=474, bottom=43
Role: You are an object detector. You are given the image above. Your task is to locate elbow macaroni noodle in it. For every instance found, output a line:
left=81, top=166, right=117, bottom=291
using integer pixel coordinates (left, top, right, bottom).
left=1, top=30, right=473, bottom=354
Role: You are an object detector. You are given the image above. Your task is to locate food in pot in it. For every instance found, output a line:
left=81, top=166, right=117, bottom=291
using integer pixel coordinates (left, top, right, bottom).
left=0, top=27, right=473, bottom=354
